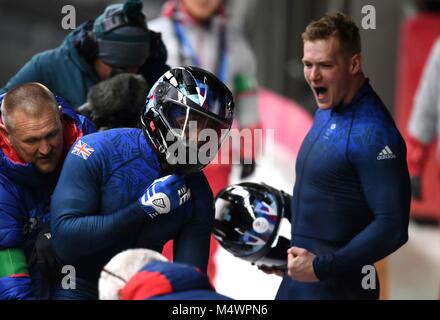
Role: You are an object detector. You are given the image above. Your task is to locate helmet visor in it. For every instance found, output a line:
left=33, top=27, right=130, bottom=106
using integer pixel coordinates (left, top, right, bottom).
left=160, top=99, right=231, bottom=148
left=165, top=67, right=234, bottom=125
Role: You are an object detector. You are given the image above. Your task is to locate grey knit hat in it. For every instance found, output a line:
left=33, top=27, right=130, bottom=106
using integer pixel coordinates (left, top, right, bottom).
left=93, top=0, right=150, bottom=69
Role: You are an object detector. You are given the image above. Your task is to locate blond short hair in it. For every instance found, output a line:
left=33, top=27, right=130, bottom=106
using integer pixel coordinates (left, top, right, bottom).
left=302, top=12, right=361, bottom=56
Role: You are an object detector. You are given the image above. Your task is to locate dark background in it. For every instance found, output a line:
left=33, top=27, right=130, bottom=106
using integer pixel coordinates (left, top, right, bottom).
left=1, top=0, right=439, bottom=113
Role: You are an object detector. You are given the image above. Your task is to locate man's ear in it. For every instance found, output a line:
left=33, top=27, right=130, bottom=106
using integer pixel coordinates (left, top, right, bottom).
left=350, top=53, right=362, bottom=75
left=0, top=122, right=10, bottom=143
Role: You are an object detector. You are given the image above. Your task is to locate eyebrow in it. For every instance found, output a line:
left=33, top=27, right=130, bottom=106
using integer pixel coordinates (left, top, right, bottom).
left=302, top=59, right=334, bottom=64
left=22, top=126, right=61, bottom=142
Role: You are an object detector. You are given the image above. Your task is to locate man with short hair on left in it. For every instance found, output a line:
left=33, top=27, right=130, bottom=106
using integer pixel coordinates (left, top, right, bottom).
left=0, top=83, right=95, bottom=299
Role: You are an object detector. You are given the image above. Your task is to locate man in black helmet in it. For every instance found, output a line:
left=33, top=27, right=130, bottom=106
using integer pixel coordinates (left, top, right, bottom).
left=50, top=67, right=234, bottom=299
left=0, top=0, right=169, bottom=109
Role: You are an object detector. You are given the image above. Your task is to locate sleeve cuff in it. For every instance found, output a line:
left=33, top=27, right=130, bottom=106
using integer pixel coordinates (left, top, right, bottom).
left=133, top=201, right=159, bottom=221
left=313, top=254, right=334, bottom=281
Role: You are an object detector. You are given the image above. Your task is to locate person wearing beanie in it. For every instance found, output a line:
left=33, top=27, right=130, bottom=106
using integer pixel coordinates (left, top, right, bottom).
left=99, top=249, right=231, bottom=300
left=0, top=0, right=169, bottom=110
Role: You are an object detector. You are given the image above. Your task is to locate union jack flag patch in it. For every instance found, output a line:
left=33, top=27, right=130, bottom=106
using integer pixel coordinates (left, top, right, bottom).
left=71, top=140, right=94, bottom=160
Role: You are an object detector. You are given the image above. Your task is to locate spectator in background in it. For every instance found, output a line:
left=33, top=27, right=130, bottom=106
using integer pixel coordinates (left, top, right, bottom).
left=406, top=38, right=440, bottom=206
left=406, top=37, right=440, bottom=298
left=0, top=83, right=95, bottom=299
left=149, top=0, right=262, bottom=191
left=99, top=249, right=231, bottom=300
left=0, top=0, right=168, bottom=109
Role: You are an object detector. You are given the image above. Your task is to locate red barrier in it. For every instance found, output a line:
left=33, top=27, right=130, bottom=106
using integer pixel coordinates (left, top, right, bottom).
left=394, top=13, right=440, bottom=221
left=258, top=89, right=312, bottom=156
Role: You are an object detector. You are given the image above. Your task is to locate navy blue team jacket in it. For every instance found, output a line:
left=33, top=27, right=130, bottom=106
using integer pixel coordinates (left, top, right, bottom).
left=276, top=80, right=410, bottom=300
left=50, top=128, right=213, bottom=299
left=0, top=95, right=95, bottom=299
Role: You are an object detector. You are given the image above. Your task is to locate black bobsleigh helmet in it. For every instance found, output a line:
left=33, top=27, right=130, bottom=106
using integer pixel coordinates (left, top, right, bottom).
left=141, top=66, right=234, bottom=175
left=213, top=182, right=292, bottom=269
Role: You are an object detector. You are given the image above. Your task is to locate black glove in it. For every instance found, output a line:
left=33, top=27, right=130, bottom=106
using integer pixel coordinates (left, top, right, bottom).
left=240, top=158, right=256, bottom=179
left=29, top=224, right=63, bottom=283
left=410, top=175, right=422, bottom=200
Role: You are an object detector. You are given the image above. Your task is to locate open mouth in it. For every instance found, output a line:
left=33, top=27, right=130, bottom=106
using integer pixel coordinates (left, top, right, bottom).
left=314, top=87, right=328, bottom=99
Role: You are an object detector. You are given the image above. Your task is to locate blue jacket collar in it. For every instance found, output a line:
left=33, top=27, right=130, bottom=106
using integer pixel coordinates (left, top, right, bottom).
left=331, top=78, right=372, bottom=114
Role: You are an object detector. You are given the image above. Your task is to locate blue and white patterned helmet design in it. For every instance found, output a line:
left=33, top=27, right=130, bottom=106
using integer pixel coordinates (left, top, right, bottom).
left=145, top=67, right=234, bottom=128
left=141, top=66, right=235, bottom=175
left=213, top=182, right=292, bottom=268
